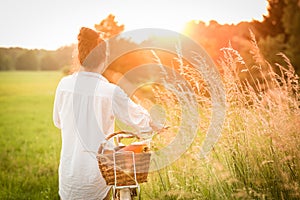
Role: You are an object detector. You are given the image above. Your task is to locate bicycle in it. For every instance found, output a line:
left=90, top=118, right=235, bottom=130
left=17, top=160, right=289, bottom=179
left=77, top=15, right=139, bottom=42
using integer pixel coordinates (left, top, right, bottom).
left=97, top=131, right=156, bottom=200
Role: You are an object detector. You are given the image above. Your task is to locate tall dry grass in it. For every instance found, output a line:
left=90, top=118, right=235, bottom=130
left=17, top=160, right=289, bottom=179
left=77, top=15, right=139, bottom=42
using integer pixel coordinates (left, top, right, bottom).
left=141, top=33, right=300, bottom=199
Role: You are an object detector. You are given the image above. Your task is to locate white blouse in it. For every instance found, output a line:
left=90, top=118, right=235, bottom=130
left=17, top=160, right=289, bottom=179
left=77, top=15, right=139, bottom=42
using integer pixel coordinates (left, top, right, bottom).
left=53, top=71, right=154, bottom=200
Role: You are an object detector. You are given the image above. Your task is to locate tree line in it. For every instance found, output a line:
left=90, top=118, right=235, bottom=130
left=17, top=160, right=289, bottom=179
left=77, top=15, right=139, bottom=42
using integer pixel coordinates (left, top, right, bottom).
left=0, top=45, right=75, bottom=71
left=184, top=0, right=300, bottom=75
left=0, top=0, right=299, bottom=75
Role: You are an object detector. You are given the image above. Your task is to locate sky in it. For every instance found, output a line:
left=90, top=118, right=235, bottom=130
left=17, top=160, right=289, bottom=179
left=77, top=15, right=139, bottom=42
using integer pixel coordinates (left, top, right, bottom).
left=0, top=0, right=268, bottom=50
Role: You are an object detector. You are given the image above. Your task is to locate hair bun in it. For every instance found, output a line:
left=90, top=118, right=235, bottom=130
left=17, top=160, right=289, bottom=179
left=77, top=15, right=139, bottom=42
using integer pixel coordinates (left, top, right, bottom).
left=78, top=27, right=99, bottom=42
left=77, top=27, right=102, bottom=65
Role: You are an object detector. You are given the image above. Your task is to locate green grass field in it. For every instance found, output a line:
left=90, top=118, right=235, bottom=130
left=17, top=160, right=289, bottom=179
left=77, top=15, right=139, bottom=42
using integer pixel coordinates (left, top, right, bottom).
left=0, top=68, right=299, bottom=200
left=0, top=71, right=63, bottom=199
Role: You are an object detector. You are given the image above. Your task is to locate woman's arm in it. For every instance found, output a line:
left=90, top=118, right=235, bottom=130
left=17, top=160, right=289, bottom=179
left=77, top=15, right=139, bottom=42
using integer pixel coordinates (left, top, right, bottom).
left=53, top=85, right=62, bottom=129
left=112, top=86, right=163, bottom=133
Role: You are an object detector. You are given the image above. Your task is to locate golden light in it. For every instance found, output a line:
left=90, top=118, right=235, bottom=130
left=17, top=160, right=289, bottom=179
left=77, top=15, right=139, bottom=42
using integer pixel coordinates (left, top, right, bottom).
left=0, top=0, right=268, bottom=50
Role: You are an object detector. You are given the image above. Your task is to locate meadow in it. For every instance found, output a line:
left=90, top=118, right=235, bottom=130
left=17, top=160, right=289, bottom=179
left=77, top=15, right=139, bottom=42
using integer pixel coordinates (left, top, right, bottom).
left=142, top=42, right=300, bottom=199
left=0, top=41, right=299, bottom=200
left=0, top=71, right=63, bottom=199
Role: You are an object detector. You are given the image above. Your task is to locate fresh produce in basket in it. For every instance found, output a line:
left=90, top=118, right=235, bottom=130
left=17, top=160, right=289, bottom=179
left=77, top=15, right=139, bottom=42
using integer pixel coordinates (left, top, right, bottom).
left=97, top=131, right=151, bottom=186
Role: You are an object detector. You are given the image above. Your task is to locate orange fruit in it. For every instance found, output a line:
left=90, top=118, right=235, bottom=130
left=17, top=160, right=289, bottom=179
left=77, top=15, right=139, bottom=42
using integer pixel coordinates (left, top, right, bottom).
left=118, top=144, right=148, bottom=153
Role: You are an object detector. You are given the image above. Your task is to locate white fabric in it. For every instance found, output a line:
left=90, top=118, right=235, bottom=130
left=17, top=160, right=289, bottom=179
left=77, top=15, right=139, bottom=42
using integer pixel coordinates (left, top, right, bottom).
left=53, top=71, right=155, bottom=200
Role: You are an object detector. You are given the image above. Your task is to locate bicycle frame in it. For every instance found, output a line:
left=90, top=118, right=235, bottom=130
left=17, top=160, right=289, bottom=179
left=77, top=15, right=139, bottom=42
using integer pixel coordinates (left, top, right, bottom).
left=112, top=151, right=140, bottom=200
left=99, top=130, right=166, bottom=200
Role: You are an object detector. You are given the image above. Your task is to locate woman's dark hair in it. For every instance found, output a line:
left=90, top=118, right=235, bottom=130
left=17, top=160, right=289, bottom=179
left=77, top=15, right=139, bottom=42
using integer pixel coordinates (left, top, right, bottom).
left=77, top=27, right=106, bottom=69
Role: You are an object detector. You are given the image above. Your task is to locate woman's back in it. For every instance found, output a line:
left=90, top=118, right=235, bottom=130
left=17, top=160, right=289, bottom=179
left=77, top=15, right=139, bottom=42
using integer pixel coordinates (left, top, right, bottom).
left=54, top=71, right=114, bottom=199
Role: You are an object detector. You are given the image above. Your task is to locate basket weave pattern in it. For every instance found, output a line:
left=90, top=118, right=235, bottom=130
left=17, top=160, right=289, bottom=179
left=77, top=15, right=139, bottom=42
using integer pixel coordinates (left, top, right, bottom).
left=97, top=152, right=151, bottom=186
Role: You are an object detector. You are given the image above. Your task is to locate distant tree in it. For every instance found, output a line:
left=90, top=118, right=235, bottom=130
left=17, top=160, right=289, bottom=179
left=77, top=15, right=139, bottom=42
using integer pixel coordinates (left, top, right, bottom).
left=0, top=54, right=13, bottom=70
left=0, top=46, right=74, bottom=71
left=0, top=47, right=26, bottom=70
left=94, top=14, right=124, bottom=39
left=250, top=0, right=286, bottom=73
left=55, top=45, right=75, bottom=69
left=258, top=34, right=286, bottom=69
left=183, top=20, right=222, bottom=62
left=183, top=20, right=252, bottom=65
left=282, top=0, right=300, bottom=74
left=15, top=50, right=39, bottom=70
left=253, top=0, right=300, bottom=74
left=253, top=0, right=286, bottom=38
left=40, top=53, right=59, bottom=70
left=282, top=0, right=300, bottom=37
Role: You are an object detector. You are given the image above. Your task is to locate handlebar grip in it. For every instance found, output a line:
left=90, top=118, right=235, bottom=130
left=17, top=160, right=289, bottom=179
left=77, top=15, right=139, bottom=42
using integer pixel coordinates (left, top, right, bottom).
left=105, top=131, right=140, bottom=141
left=98, top=131, right=141, bottom=154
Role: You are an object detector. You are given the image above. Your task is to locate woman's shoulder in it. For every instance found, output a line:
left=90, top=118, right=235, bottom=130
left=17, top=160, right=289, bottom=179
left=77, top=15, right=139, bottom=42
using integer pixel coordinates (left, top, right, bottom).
left=95, top=80, right=120, bottom=96
left=56, top=74, right=76, bottom=91
left=58, top=73, right=75, bottom=82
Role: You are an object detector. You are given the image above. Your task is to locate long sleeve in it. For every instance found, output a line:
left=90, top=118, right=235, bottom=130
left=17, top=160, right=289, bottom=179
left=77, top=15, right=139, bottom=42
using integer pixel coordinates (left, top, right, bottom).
left=112, top=86, right=159, bottom=132
left=53, top=84, right=62, bottom=129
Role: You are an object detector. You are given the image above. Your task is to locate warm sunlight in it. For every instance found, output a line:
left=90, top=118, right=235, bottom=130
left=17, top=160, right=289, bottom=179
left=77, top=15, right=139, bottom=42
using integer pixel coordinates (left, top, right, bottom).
left=104, top=0, right=269, bottom=33
left=1, top=0, right=300, bottom=199
left=0, top=0, right=268, bottom=50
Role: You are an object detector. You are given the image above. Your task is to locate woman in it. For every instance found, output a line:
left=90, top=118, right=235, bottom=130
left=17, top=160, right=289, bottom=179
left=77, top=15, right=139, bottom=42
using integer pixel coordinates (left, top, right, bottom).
left=53, top=27, right=160, bottom=199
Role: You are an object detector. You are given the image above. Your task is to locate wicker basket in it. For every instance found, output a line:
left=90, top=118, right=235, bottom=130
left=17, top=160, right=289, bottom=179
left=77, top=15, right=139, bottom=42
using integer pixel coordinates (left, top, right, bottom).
left=97, top=131, right=151, bottom=186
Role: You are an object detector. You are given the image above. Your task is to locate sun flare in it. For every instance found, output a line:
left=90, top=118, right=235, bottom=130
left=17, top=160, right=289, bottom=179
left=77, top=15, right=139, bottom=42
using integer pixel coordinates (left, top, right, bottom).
left=0, top=0, right=268, bottom=50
